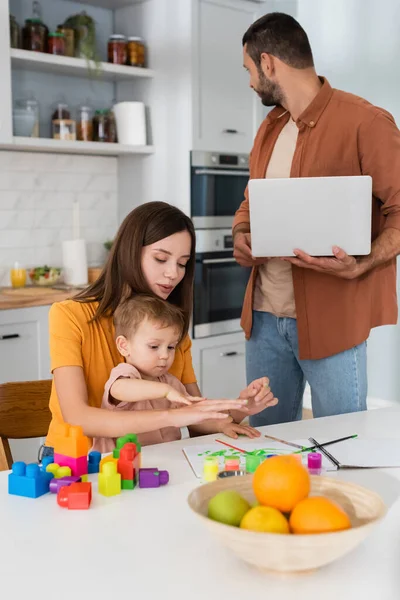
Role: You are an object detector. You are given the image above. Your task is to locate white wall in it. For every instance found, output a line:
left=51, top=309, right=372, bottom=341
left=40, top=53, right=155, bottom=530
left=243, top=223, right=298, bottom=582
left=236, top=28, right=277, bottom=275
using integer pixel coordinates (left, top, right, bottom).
left=297, top=0, right=400, bottom=403
left=0, top=152, right=118, bottom=286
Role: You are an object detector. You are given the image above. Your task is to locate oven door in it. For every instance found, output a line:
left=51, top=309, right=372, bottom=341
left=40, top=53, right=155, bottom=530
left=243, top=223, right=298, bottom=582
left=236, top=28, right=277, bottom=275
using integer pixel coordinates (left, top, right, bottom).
left=191, top=167, right=249, bottom=229
left=193, top=252, right=251, bottom=338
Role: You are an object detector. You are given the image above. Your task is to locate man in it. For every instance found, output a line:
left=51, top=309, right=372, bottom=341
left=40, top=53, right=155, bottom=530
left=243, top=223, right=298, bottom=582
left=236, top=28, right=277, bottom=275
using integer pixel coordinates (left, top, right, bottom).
left=233, top=12, right=400, bottom=426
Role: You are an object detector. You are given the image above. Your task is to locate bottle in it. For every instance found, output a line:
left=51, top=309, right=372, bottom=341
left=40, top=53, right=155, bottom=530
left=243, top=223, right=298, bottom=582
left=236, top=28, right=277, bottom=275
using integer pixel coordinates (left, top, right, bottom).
left=127, top=36, right=146, bottom=67
left=77, top=104, right=93, bottom=141
left=108, top=34, right=127, bottom=65
left=48, top=32, right=66, bottom=56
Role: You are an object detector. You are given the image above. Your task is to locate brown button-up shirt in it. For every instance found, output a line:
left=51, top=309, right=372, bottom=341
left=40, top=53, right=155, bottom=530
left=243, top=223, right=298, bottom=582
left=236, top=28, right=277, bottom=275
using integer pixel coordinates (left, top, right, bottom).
left=233, top=78, right=400, bottom=360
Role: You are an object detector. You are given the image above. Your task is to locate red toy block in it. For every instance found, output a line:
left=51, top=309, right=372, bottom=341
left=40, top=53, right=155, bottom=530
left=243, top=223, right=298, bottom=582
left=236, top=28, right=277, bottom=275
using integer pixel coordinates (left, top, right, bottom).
left=52, top=424, right=90, bottom=459
left=54, top=452, right=88, bottom=477
left=57, top=482, right=92, bottom=509
left=117, top=443, right=136, bottom=481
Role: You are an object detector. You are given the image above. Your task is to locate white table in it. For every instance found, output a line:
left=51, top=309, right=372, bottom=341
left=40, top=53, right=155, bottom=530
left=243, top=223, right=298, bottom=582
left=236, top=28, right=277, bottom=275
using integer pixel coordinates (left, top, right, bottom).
left=1, top=408, right=400, bottom=600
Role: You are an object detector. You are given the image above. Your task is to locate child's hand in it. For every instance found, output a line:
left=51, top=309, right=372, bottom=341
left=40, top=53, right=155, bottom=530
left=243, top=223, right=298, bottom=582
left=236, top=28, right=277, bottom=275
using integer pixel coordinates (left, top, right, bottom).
left=165, top=386, right=203, bottom=406
left=218, top=421, right=261, bottom=439
left=238, top=377, right=278, bottom=415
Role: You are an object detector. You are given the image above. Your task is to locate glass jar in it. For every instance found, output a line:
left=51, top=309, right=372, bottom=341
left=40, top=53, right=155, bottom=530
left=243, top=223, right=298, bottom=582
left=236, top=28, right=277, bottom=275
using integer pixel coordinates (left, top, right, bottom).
left=22, top=18, right=48, bottom=53
left=127, top=37, right=146, bottom=67
left=77, top=105, right=93, bottom=141
left=57, top=25, right=75, bottom=57
left=15, top=96, right=40, bottom=138
left=108, top=34, right=127, bottom=65
left=52, top=103, right=76, bottom=141
left=92, top=110, right=108, bottom=142
left=48, top=32, right=65, bottom=56
left=10, top=15, right=21, bottom=49
left=106, top=109, right=117, bottom=143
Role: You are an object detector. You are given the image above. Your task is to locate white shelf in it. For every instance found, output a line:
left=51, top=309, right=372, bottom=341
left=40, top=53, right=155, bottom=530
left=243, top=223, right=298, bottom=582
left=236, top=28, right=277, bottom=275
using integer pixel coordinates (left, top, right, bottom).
left=10, top=49, right=154, bottom=82
left=61, top=0, right=138, bottom=8
left=0, top=137, right=154, bottom=156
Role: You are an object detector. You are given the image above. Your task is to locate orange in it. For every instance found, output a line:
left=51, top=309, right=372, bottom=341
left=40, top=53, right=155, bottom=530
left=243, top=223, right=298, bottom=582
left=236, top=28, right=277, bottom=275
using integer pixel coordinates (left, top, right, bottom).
left=289, top=496, right=352, bottom=534
left=240, top=506, right=290, bottom=534
left=253, top=454, right=310, bottom=513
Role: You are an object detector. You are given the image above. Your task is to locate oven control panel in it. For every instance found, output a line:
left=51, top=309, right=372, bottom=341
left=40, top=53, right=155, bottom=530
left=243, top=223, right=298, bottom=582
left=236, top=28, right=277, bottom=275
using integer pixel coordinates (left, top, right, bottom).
left=195, top=229, right=234, bottom=253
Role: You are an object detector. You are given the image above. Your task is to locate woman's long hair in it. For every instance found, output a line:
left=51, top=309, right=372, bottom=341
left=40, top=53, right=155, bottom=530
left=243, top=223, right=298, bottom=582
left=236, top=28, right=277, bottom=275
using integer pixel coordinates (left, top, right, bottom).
left=75, top=202, right=196, bottom=339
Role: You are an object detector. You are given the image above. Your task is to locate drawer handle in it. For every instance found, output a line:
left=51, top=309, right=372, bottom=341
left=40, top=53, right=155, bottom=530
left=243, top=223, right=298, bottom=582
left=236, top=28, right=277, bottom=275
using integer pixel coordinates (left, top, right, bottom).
left=220, top=351, right=238, bottom=357
left=0, top=334, right=20, bottom=340
left=222, top=128, right=239, bottom=134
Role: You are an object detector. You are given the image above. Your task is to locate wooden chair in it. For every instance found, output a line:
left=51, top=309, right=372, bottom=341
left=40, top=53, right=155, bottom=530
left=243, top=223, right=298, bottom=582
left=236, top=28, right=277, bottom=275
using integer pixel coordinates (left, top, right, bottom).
left=0, top=380, right=52, bottom=471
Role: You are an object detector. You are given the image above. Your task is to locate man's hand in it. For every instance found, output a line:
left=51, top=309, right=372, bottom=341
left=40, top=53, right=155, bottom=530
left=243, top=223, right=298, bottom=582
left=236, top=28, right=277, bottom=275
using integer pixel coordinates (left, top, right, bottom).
left=233, top=231, right=268, bottom=267
left=282, top=246, right=364, bottom=279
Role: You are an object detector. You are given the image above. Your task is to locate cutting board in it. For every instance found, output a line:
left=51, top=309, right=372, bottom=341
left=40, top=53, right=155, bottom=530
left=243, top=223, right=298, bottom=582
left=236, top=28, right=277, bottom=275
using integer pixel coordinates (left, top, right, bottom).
left=0, top=286, right=79, bottom=309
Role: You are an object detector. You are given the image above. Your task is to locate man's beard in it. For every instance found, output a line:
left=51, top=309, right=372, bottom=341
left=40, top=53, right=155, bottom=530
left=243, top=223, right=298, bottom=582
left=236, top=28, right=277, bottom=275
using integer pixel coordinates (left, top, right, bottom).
left=255, top=68, right=285, bottom=107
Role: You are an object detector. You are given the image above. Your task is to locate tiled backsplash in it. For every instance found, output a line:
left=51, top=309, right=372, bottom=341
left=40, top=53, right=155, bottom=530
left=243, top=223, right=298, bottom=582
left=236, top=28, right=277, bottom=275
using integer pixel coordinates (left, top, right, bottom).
left=0, top=152, right=118, bottom=287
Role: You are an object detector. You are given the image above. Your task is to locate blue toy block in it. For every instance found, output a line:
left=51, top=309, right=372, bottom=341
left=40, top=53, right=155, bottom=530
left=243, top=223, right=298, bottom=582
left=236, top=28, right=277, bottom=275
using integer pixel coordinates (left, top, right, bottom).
left=8, top=462, right=51, bottom=498
left=88, top=451, right=101, bottom=474
left=41, top=456, right=54, bottom=471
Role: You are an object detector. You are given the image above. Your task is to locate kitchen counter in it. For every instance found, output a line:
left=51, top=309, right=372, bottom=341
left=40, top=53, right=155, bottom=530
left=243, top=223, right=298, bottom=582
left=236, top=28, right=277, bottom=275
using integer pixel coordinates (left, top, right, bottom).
left=0, top=286, right=82, bottom=310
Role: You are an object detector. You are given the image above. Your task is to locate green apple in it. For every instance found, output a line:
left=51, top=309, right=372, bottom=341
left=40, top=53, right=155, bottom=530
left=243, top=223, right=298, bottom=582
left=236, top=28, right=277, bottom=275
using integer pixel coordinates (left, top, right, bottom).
left=208, top=491, right=250, bottom=527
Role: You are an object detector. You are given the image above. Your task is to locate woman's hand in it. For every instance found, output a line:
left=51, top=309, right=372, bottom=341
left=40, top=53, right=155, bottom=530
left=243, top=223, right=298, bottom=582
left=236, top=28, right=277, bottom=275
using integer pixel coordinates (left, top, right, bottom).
left=169, top=398, right=248, bottom=428
left=239, top=377, right=278, bottom=415
left=218, top=421, right=261, bottom=439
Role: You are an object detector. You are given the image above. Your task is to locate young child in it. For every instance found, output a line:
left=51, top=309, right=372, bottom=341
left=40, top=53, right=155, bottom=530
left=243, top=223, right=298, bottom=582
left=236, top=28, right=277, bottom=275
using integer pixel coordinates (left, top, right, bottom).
left=92, top=296, right=278, bottom=452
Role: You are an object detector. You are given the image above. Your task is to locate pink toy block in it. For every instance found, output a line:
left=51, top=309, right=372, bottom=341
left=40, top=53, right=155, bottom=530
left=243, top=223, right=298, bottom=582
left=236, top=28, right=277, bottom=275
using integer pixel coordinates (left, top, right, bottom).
left=54, top=452, right=88, bottom=477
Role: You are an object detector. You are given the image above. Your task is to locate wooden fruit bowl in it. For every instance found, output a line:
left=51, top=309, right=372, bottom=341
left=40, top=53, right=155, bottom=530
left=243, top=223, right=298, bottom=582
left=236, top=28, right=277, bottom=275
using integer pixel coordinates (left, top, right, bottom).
left=187, top=474, right=386, bottom=574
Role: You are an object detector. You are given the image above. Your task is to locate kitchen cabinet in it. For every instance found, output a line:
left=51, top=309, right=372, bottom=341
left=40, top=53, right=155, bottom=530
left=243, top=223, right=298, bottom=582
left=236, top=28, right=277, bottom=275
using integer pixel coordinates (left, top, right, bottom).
left=193, top=0, right=259, bottom=153
left=0, top=305, right=51, bottom=464
left=192, top=332, right=247, bottom=398
left=0, top=306, right=51, bottom=383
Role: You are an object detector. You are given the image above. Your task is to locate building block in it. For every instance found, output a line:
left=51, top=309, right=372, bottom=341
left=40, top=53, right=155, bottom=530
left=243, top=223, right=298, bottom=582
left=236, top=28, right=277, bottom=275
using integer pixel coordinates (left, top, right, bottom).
left=100, top=455, right=118, bottom=470
left=57, top=482, right=92, bottom=509
left=8, top=462, right=51, bottom=498
left=41, top=456, right=54, bottom=471
left=88, top=451, right=101, bottom=474
left=117, top=443, right=136, bottom=482
left=54, top=452, right=88, bottom=477
left=50, top=476, right=81, bottom=494
left=81, top=474, right=89, bottom=482
left=46, top=463, right=72, bottom=479
left=139, top=468, right=169, bottom=489
left=52, top=424, right=90, bottom=459
left=121, top=479, right=135, bottom=490
left=113, top=433, right=139, bottom=458
left=98, top=462, right=121, bottom=497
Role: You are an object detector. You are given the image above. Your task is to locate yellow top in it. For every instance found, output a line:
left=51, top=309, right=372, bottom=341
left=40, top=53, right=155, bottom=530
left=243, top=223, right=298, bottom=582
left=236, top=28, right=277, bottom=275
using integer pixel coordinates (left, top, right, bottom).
left=46, top=299, right=197, bottom=446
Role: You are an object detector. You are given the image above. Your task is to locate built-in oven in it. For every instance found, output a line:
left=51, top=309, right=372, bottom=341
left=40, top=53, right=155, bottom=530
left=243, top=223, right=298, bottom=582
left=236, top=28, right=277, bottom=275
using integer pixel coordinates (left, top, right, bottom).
left=191, top=151, right=249, bottom=229
left=193, top=229, right=251, bottom=339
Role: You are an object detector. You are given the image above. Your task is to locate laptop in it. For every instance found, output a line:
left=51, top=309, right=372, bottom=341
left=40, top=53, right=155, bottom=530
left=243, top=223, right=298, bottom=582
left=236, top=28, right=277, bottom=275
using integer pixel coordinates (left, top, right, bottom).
left=249, top=176, right=372, bottom=257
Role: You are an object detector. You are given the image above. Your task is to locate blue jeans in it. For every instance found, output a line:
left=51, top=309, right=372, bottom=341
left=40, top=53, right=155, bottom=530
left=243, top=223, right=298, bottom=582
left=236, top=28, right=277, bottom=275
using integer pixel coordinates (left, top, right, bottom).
left=247, top=311, right=367, bottom=427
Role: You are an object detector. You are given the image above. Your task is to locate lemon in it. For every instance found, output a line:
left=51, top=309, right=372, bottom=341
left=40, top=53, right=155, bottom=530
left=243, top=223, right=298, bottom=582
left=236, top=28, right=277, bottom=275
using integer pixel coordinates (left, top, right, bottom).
left=208, top=491, right=251, bottom=527
left=240, top=505, right=290, bottom=534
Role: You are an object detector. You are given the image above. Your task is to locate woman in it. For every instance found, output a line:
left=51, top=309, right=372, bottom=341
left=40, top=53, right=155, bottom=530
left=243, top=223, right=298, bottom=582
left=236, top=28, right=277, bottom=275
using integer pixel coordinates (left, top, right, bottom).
left=46, top=202, right=274, bottom=450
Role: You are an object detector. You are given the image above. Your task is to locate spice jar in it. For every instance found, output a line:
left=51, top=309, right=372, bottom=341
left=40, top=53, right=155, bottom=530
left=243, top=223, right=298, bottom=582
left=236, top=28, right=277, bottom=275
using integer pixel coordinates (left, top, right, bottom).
left=48, top=32, right=65, bottom=56
left=77, top=105, right=93, bottom=142
left=127, top=37, right=146, bottom=67
left=108, top=34, right=127, bottom=65
left=93, top=110, right=108, bottom=142
left=22, top=18, right=48, bottom=53
left=106, top=109, right=118, bottom=143
left=56, top=25, right=75, bottom=57
left=52, top=103, right=76, bottom=141
left=10, top=15, right=21, bottom=49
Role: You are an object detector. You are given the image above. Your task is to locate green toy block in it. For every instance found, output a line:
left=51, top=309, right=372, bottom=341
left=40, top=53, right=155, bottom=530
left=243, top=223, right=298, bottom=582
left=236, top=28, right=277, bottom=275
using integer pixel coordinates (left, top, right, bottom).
left=121, top=479, right=136, bottom=490
left=114, top=434, right=139, bottom=458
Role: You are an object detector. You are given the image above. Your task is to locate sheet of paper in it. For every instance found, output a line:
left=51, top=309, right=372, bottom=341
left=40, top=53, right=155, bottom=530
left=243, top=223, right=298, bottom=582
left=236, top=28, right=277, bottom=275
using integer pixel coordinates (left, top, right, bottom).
left=182, top=438, right=335, bottom=478
left=323, top=438, right=400, bottom=468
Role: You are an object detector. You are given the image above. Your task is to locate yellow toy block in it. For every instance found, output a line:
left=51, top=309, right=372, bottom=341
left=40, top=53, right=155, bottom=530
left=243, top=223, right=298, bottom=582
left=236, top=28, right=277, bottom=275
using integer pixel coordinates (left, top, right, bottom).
left=52, top=424, right=90, bottom=459
left=98, top=462, right=121, bottom=497
left=100, top=454, right=118, bottom=470
left=46, top=464, right=72, bottom=479
left=81, top=474, right=89, bottom=482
